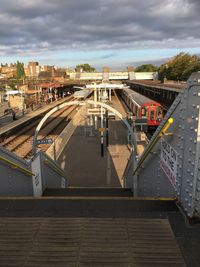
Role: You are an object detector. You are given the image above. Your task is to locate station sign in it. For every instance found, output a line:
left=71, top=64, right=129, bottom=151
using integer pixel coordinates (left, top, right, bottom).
left=99, top=128, right=106, bottom=132
left=160, top=138, right=178, bottom=187
left=36, top=138, right=53, bottom=145
left=87, top=108, right=106, bottom=115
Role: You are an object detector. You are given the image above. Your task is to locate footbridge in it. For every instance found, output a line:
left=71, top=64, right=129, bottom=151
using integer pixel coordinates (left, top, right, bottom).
left=0, top=73, right=199, bottom=266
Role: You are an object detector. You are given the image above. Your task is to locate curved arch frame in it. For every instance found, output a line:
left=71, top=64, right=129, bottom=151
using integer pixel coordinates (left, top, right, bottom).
left=32, top=100, right=137, bottom=154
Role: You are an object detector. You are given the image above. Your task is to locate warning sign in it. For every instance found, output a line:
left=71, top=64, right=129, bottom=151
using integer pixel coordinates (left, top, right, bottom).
left=160, top=138, right=178, bottom=187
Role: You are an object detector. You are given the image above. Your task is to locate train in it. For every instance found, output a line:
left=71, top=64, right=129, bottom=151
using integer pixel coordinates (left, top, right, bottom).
left=119, top=87, right=164, bottom=132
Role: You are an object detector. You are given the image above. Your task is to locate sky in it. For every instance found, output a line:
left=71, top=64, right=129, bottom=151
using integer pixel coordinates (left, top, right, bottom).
left=0, top=0, right=200, bottom=70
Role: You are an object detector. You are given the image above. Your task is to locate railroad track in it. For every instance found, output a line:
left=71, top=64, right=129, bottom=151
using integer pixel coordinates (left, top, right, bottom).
left=0, top=97, right=77, bottom=160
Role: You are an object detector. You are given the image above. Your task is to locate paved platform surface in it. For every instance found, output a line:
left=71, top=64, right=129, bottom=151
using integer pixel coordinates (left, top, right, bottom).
left=58, top=96, right=131, bottom=187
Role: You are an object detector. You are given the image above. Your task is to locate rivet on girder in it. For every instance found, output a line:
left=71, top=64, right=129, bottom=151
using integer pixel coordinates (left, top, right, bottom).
left=190, top=183, right=193, bottom=187
left=188, top=203, right=191, bottom=207
left=189, top=194, right=192, bottom=198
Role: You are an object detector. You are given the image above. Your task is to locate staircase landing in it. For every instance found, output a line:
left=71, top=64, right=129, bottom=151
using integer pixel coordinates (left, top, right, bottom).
left=0, top=217, right=185, bottom=267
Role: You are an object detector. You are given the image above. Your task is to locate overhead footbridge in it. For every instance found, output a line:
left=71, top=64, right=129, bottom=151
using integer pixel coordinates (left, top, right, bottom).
left=0, top=73, right=200, bottom=266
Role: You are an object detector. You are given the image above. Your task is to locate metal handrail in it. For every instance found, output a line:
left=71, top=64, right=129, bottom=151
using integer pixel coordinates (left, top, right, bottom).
left=132, top=118, right=174, bottom=176
left=0, top=156, right=34, bottom=176
left=44, top=159, right=67, bottom=180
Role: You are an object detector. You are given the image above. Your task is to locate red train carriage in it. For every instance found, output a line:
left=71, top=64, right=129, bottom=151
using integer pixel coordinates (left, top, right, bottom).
left=119, top=88, right=164, bottom=131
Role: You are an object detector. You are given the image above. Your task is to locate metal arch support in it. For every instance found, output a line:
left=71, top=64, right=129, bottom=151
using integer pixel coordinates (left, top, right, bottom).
left=86, top=100, right=137, bottom=154
left=32, top=100, right=137, bottom=155
left=32, top=101, right=83, bottom=154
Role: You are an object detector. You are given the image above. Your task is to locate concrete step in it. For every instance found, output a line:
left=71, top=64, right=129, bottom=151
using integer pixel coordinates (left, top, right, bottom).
left=43, top=187, right=133, bottom=197
left=0, top=197, right=178, bottom=218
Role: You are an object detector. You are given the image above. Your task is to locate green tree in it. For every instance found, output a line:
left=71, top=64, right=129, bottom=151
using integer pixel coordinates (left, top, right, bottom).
left=76, top=63, right=96, bottom=72
left=135, top=64, right=158, bottom=72
left=158, top=52, right=200, bottom=81
left=16, top=61, right=25, bottom=79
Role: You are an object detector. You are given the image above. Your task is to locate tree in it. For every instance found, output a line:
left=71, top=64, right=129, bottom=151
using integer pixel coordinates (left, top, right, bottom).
left=16, top=61, right=25, bottom=79
left=158, top=52, right=200, bottom=81
left=135, top=64, right=158, bottom=72
left=76, top=63, right=96, bottom=72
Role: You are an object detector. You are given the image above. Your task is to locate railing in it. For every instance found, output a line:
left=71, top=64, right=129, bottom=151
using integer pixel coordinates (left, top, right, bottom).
left=44, top=159, right=67, bottom=180
left=0, top=156, right=34, bottom=176
left=132, top=118, right=173, bottom=177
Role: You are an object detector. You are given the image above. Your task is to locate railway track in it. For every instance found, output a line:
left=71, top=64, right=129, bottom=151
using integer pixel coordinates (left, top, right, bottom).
left=0, top=97, right=77, bottom=160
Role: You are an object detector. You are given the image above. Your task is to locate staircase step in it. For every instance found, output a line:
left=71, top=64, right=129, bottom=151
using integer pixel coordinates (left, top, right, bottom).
left=43, top=187, right=133, bottom=197
left=0, top=198, right=178, bottom=218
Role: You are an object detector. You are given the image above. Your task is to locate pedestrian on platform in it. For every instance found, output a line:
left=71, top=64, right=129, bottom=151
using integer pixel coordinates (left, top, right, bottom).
left=11, top=109, right=17, bottom=121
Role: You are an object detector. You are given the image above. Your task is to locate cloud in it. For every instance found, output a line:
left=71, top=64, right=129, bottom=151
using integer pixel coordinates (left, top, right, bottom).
left=0, top=0, right=199, bottom=58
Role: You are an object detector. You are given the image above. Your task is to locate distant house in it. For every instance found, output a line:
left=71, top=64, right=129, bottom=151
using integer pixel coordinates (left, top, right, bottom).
left=53, top=69, right=67, bottom=82
left=38, top=68, right=69, bottom=82
left=38, top=71, right=52, bottom=81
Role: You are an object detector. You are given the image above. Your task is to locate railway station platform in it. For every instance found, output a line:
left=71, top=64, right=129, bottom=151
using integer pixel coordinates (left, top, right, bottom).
left=0, top=75, right=200, bottom=266
left=0, top=96, right=72, bottom=136
left=54, top=95, right=131, bottom=188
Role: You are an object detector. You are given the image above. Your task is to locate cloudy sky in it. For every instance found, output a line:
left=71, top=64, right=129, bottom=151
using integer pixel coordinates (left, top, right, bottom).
left=0, top=0, right=199, bottom=69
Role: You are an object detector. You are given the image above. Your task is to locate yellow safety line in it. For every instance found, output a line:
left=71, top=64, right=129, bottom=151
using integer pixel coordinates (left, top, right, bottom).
left=0, top=196, right=177, bottom=200
left=0, top=156, right=34, bottom=176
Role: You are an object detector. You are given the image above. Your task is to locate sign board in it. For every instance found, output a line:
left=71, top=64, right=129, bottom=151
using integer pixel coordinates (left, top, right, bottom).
left=99, top=127, right=106, bottom=132
left=160, top=138, right=178, bottom=187
left=134, top=118, right=148, bottom=132
left=87, top=108, right=106, bottom=115
left=36, top=138, right=53, bottom=145
left=31, top=155, right=42, bottom=197
left=61, top=177, right=66, bottom=188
